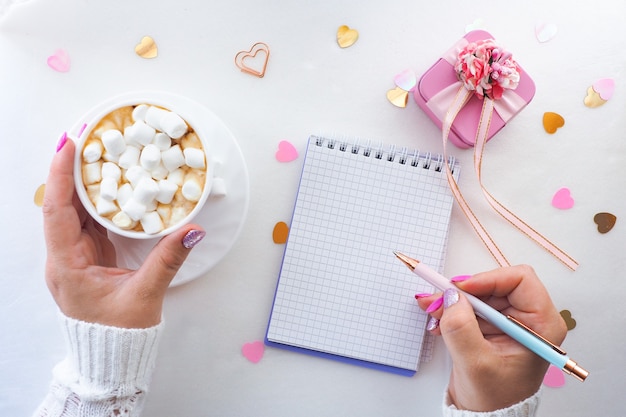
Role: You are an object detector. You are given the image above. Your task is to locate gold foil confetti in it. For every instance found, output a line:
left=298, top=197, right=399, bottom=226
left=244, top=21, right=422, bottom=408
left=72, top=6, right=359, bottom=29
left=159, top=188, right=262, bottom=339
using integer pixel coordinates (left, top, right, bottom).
left=34, top=184, right=46, bottom=207
left=336, top=25, right=359, bottom=48
left=135, top=36, right=158, bottom=59
left=386, top=87, right=409, bottom=108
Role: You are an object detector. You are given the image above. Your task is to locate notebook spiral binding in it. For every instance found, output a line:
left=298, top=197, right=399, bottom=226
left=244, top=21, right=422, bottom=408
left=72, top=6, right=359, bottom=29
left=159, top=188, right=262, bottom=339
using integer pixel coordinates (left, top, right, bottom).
left=311, top=135, right=457, bottom=174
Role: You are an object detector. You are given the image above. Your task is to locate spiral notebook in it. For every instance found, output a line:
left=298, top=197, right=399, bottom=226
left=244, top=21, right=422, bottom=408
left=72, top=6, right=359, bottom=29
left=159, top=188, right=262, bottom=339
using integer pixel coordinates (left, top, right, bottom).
left=265, top=135, right=460, bottom=376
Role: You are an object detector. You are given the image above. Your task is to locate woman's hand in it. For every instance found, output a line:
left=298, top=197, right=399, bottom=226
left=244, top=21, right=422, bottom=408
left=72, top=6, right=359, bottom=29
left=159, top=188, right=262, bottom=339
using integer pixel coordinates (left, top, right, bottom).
left=42, top=135, right=206, bottom=328
left=416, top=265, right=567, bottom=412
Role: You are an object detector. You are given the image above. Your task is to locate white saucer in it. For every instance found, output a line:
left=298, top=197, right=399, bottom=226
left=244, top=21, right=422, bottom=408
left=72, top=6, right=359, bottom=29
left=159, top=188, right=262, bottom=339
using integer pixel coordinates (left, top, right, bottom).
left=70, top=91, right=249, bottom=286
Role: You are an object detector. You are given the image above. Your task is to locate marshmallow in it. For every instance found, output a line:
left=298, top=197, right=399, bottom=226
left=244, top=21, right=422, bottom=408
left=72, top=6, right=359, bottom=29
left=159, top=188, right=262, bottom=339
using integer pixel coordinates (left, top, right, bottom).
left=140, top=144, right=161, bottom=171
left=144, top=106, right=169, bottom=131
left=118, top=146, right=141, bottom=170
left=161, top=144, right=185, bottom=172
left=156, top=204, right=171, bottom=225
left=145, top=198, right=157, bottom=212
left=82, top=161, right=102, bottom=185
left=167, top=168, right=185, bottom=186
left=182, top=178, right=203, bottom=202
left=101, top=152, right=120, bottom=164
left=82, top=142, right=103, bottom=163
left=86, top=184, right=100, bottom=204
left=132, top=104, right=149, bottom=122
left=99, top=177, right=118, bottom=201
left=156, top=179, right=178, bottom=204
left=125, top=165, right=150, bottom=188
left=169, top=206, right=188, bottom=227
left=96, top=197, right=118, bottom=216
left=101, top=162, right=122, bottom=182
left=101, top=129, right=126, bottom=156
left=160, top=111, right=188, bottom=139
left=124, top=121, right=156, bottom=147
left=210, top=177, right=227, bottom=198
left=133, top=177, right=159, bottom=205
left=116, top=183, right=133, bottom=207
left=183, top=147, right=205, bottom=169
left=122, top=198, right=147, bottom=221
left=112, top=211, right=136, bottom=230
left=150, top=162, right=169, bottom=181
left=153, top=132, right=172, bottom=151
left=212, top=160, right=224, bottom=177
left=140, top=211, right=164, bottom=234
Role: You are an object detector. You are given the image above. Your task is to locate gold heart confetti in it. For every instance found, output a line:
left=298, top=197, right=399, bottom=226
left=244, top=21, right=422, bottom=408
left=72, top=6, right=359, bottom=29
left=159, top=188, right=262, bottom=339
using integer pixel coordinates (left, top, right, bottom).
left=594, top=212, right=617, bottom=234
left=272, top=221, right=289, bottom=244
left=386, top=87, right=409, bottom=108
left=560, top=310, right=576, bottom=331
left=34, top=184, right=46, bottom=207
left=583, top=86, right=606, bottom=108
left=337, top=25, right=359, bottom=48
left=542, top=112, right=564, bottom=134
left=135, top=36, right=158, bottom=59
left=235, top=42, right=270, bottom=78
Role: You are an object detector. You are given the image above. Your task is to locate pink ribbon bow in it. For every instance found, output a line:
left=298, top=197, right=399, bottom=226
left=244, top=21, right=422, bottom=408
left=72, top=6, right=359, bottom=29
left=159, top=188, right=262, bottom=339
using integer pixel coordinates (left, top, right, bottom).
left=434, top=33, right=578, bottom=271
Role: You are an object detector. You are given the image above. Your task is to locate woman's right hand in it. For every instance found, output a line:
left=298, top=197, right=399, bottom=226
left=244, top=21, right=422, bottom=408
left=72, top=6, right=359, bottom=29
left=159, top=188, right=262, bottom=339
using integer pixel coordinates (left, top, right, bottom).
left=416, top=265, right=567, bottom=412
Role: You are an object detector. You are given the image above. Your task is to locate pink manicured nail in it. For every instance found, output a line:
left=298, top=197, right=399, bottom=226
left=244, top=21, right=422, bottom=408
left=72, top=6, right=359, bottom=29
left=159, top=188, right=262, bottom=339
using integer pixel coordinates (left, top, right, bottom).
left=56, top=132, right=67, bottom=153
left=182, top=229, right=206, bottom=249
left=425, top=296, right=444, bottom=313
left=451, top=274, right=471, bottom=283
left=414, top=293, right=432, bottom=299
left=426, top=316, right=440, bottom=331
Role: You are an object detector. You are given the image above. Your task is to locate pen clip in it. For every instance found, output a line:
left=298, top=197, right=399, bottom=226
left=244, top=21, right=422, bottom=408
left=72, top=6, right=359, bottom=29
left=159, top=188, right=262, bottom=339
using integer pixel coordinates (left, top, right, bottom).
left=507, top=315, right=567, bottom=355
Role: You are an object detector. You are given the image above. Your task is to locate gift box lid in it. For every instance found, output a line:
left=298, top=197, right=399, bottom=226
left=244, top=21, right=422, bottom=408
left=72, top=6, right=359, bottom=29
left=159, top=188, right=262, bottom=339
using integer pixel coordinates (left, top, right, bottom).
left=414, top=30, right=536, bottom=148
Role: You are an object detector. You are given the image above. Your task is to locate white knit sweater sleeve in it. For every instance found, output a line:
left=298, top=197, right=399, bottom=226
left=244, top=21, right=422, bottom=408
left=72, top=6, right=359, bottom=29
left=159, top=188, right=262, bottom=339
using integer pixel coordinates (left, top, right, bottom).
left=33, top=312, right=163, bottom=417
left=443, top=388, right=542, bottom=417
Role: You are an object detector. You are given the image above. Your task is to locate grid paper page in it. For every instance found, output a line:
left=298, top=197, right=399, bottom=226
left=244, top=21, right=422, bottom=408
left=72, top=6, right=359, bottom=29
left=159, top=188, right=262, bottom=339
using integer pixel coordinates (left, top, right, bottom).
left=267, top=136, right=459, bottom=372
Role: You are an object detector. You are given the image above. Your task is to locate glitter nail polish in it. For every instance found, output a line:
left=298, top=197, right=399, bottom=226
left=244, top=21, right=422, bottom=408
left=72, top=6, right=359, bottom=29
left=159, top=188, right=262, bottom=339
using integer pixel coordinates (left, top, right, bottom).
left=182, top=229, right=206, bottom=249
left=443, top=288, right=459, bottom=309
left=426, top=316, right=440, bottom=331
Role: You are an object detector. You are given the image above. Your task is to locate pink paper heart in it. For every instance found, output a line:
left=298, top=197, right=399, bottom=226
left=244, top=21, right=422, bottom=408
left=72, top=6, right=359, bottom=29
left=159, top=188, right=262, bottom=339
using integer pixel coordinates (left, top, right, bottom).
left=276, top=140, right=298, bottom=162
left=47, top=49, right=70, bottom=72
left=535, top=23, right=558, bottom=43
left=543, top=365, right=565, bottom=388
left=393, top=69, right=417, bottom=92
left=592, top=78, right=615, bottom=100
left=552, top=187, right=574, bottom=210
left=242, top=341, right=264, bottom=363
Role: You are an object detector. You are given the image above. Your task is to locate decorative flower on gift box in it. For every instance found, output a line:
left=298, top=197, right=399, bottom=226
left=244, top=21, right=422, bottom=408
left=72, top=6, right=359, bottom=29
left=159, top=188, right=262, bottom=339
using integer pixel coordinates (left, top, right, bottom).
left=454, top=39, right=520, bottom=100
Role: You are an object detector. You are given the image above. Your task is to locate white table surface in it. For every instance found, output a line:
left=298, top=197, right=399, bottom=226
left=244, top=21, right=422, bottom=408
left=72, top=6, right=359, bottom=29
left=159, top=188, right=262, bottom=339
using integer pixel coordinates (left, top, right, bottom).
left=1, top=0, right=625, bottom=415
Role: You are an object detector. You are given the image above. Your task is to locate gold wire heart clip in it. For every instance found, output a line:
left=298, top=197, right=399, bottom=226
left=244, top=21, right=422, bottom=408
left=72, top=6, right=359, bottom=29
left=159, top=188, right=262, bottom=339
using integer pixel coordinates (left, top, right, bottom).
left=235, top=42, right=270, bottom=78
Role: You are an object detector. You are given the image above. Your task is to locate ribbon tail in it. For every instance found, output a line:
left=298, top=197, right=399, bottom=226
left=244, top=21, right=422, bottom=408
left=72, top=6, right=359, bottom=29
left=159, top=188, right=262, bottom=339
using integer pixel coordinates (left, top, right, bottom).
left=474, top=99, right=579, bottom=271
left=442, top=87, right=511, bottom=267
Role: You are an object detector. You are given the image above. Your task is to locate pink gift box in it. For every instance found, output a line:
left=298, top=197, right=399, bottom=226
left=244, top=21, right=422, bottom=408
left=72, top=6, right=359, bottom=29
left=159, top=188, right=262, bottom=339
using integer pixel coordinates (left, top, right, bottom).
left=414, top=30, right=536, bottom=149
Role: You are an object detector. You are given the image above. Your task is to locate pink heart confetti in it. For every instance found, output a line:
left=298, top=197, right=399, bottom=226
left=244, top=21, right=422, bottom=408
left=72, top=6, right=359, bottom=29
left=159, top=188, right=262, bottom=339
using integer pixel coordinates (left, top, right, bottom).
left=242, top=341, right=265, bottom=363
left=552, top=187, right=574, bottom=210
left=47, top=49, right=71, bottom=72
left=592, top=78, right=615, bottom=100
left=535, top=23, right=558, bottom=43
left=276, top=140, right=298, bottom=162
left=543, top=365, right=566, bottom=388
left=393, top=69, right=417, bottom=92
